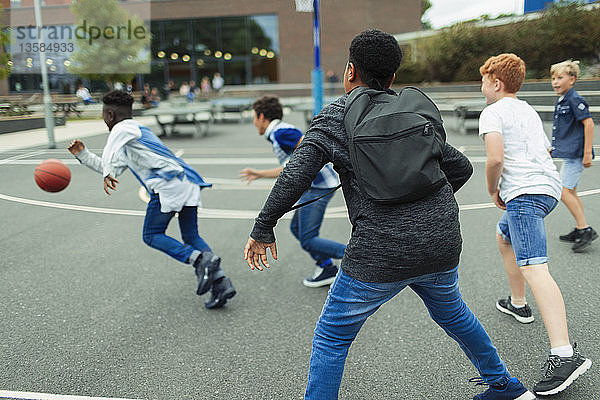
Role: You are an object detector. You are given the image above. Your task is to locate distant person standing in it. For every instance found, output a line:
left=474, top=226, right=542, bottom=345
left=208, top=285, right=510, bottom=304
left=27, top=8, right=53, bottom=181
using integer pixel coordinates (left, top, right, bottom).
left=201, top=76, right=212, bottom=98
left=326, top=69, right=339, bottom=96
left=549, top=60, right=596, bottom=252
left=212, top=72, right=224, bottom=94
left=189, top=80, right=199, bottom=101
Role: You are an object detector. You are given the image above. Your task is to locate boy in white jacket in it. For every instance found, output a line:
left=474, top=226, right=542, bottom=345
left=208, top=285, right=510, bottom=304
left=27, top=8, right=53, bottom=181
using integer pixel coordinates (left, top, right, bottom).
left=68, top=90, right=235, bottom=309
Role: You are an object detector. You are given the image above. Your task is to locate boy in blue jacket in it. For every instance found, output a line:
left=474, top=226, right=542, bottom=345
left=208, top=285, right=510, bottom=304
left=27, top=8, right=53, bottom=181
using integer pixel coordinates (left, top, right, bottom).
left=550, top=60, right=596, bottom=252
left=240, top=95, right=346, bottom=287
left=68, top=90, right=235, bottom=309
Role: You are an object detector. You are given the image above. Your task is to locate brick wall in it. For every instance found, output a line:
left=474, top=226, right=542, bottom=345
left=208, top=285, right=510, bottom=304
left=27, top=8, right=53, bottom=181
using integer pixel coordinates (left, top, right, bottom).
left=150, top=0, right=421, bottom=83
left=4, top=0, right=422, bottom=83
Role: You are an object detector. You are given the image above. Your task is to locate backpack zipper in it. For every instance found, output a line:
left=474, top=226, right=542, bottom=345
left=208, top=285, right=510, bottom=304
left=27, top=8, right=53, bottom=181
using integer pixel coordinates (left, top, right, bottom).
left=352, top=122, right=432, bottom=143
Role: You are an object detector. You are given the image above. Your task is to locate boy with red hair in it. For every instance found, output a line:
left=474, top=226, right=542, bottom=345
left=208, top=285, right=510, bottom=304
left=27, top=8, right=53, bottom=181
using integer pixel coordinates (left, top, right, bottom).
left=479, top=53, right=591, bottom=396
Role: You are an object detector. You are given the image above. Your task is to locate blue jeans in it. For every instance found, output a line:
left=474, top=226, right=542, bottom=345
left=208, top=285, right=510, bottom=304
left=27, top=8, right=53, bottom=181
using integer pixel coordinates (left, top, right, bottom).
left=142, top=194, right=211, bottom=263
left=290, top=188, right=346, bottom=266
left=497, top=194, right=558, bottom=266
left=305, top=267, right=510, bottom=399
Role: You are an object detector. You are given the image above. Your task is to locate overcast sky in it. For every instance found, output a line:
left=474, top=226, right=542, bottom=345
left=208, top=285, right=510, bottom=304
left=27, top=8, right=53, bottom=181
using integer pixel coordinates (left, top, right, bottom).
left=425, top=0, right=526, bottom=29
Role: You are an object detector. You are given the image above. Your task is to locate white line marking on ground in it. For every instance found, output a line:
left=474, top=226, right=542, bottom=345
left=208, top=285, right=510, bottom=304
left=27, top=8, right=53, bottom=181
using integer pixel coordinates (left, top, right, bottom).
left=0, top=390, right=142, bottom=400
left=1, top=190, right=598, bottom=220
left=0, top=150, right=47, bottom=165
left=0, top=192, right=293, bottom=219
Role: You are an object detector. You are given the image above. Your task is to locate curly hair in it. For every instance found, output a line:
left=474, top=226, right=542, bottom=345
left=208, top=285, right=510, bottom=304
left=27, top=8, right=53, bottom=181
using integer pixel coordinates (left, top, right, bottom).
left=479, top=54, right=526, bottom=94
left=102, top=90, right=134, bottom=108
left=252, top=95, right=282, bottom=121
left=349, top=29, right=403, bottom=90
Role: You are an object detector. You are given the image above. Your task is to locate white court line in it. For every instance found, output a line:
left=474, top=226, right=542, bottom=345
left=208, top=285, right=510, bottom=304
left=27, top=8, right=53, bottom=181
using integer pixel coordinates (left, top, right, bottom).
left=0, top=390, right=141, bottom=400
left=2, top=189, right=599, bottom=220
left=0, top=192, right=294, bottom=220
left=0, top=150, right=47, bottom=165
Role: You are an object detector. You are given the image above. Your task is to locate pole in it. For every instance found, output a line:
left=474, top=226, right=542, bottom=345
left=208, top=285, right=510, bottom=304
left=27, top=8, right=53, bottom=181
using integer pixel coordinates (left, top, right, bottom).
left=311, top=0, right=323, bottom=116
left=33, top=0, right=56, bottom=149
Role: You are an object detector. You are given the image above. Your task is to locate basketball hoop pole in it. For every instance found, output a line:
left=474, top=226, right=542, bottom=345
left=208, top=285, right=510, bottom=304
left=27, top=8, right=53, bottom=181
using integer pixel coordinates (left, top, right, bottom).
left=311, top=0, right=323, bottom=116
left=33, top=0, right=56, bottom=149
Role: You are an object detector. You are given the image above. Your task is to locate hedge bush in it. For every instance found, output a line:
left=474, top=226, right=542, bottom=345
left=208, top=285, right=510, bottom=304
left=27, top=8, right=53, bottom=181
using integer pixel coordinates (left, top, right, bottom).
left=396, top=2, right=600, bottom=84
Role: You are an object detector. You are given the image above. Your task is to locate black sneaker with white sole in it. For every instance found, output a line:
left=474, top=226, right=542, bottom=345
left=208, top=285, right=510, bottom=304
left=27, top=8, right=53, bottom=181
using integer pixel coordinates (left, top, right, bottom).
left=572, top=227, right=598, bottom=253
left=496, top=296, right=534, bottom=324
left=303, top=264, right=338, bottom=288
left=533, top=343, right=592, bottom=396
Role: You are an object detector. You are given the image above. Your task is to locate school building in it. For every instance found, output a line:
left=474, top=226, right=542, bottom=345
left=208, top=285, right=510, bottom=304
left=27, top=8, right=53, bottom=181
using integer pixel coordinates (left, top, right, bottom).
left=2, top=0, right=422, bottom=93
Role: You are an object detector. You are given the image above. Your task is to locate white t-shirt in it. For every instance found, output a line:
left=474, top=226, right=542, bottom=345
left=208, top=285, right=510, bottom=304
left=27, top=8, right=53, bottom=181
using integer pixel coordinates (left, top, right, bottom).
left=479, top=97, right=561, bottom=203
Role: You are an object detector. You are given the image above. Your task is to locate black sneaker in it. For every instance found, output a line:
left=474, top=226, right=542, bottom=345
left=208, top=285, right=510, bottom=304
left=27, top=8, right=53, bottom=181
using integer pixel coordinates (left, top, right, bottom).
left=533, top=343, right=592, bottom=396
left=572, top=227, right=598, bottom=253
left=194, top=251, right=221, bottom=296
left=559, top=228, right=580, bottom=242
left=205, top=277, right=236, bottom=309
left=496, top=296, right=534, bottom=324
left=303, top=264, right=338, bottom=288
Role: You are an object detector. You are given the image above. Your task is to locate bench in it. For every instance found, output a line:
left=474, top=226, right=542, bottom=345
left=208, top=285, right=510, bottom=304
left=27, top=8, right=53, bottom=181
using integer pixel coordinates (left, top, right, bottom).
left=0, top=94, right=38, bottom=116
left=50, top=94, right=82, bottom=118
left=452, top=103, right=600, bottom=134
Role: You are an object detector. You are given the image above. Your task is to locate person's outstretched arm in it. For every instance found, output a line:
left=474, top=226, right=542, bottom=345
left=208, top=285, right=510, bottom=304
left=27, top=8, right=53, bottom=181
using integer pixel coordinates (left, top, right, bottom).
left=68, top=139, right=103, bottom=174
left=239, top=166, right=283, bottom=183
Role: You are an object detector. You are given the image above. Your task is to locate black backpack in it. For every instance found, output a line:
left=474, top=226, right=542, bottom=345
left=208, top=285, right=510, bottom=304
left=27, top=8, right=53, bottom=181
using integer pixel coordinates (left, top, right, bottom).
left=343, top=86, right=447, bottom=204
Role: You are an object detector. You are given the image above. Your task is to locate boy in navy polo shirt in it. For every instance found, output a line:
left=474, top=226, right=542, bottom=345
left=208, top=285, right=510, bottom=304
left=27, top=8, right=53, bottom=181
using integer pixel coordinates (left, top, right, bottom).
left=240, top=95, right=346, bottom=287
left=550, top=60, right=596, bottom=252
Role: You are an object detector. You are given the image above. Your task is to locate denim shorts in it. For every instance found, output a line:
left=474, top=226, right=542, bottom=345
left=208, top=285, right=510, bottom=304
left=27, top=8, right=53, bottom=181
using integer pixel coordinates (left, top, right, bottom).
left=496, top=194, right=558, bottom=267
left=560, top=158, right=584, bottom=189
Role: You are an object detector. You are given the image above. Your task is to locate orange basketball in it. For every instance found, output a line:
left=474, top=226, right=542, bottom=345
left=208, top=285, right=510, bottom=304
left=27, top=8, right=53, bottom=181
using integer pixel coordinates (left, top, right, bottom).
left=34, top=159, right=71, bottom=193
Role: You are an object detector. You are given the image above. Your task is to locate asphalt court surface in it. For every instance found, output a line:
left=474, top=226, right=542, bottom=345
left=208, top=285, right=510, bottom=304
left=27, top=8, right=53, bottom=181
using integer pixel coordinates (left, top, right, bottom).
left=0, top=111, right=599, bottom=400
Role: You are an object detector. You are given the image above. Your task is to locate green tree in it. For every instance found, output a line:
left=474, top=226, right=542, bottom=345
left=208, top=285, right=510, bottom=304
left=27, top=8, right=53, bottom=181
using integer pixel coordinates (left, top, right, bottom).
left=421, top=0, right=433, bottom=30
left=68, top=0, right=150, bottom=84
left=0, top=6, right=11, bottom=80
left=396, top=1, right=600, bottom=84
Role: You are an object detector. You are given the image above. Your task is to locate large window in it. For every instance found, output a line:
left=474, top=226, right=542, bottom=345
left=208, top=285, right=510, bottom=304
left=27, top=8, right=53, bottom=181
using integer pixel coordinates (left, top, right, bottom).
left=150, top=14, right=279, bottom=86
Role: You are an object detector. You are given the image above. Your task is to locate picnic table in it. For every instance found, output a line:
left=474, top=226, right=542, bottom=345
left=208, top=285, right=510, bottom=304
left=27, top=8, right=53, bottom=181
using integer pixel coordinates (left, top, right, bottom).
left=452, top=101, right=600, bottom=134
left=142, top=102, right=213, bottom=138
left=210, top=98, right=253, bottom=123
left=0, top=94, right=38, bottom=116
